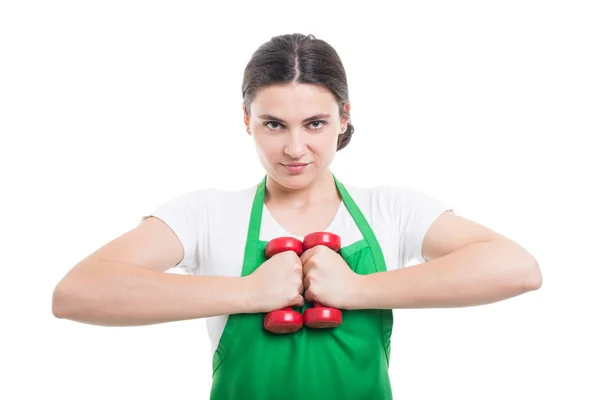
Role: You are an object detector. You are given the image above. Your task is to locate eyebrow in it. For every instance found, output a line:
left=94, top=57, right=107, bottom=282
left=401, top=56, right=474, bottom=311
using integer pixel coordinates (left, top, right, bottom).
left=257, top=113, right=331, bottom=123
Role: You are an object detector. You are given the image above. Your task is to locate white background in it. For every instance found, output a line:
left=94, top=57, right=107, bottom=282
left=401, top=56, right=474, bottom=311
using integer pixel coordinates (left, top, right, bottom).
left=1, top=1, right=599, bottom=399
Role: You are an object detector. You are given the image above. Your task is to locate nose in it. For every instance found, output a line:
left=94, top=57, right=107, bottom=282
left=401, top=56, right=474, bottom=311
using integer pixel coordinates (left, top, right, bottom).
left=283, top=130, right=306, bottom=159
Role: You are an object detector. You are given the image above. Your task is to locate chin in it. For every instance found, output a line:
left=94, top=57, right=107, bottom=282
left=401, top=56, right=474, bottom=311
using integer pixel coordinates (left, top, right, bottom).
left=270, top=167, right=317, bottom=190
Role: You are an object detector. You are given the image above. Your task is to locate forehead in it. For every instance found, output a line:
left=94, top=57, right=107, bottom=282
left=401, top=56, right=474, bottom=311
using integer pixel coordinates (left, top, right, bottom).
left=250, top=83, right=337, bottom=117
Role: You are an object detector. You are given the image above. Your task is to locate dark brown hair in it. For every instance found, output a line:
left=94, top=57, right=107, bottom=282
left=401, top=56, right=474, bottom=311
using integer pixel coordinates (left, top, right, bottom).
left=242, top=33, right=354, bottom=151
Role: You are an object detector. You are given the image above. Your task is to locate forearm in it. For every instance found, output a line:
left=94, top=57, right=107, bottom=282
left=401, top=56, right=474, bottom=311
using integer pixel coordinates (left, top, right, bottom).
left=52, top=261, right=253, bottom=326
left=351, top=240, right=541, bottom=310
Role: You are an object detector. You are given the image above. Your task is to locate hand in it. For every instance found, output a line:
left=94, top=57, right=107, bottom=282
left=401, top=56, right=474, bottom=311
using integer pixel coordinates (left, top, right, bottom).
left=300, top=245, right=361, bottom=310
left=246, top=250, right=305, bottom=313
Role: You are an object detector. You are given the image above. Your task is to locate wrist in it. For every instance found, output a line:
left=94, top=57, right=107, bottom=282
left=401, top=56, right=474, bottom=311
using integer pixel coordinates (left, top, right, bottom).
left=239, top=275, right=263, bottom=314
left=346, top=273, right=371, bottom=310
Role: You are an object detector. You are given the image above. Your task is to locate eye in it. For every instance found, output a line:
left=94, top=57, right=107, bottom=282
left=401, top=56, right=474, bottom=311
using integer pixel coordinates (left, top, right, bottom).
left=309, top=120, right=327, bottom=129
left=263, top=120, right=328, bottom=131
left=264, top=121, right=283, bottom=130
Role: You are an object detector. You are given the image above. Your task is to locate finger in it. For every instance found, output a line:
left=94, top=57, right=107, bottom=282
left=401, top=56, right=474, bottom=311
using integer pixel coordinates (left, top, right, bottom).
left=301, top=256, right=317, bottom=277
left=296, top=264, right=305, bottom=286
left=295, top=294, right=305, bottom=307
left=303, top=275, right=311, bottom=291
left=294, top=260, right=303, bottom=274
left=304, top=289, right=314, bottom=303
left=300, top=247, right=317, bottom=265
left=297, top=278, right=305, bottom=294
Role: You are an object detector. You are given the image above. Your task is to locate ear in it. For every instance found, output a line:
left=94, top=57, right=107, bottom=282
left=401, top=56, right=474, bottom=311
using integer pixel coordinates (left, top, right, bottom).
left=340, top=102, right=351, bottom=133
left=242, top=104, right=251, bottom=135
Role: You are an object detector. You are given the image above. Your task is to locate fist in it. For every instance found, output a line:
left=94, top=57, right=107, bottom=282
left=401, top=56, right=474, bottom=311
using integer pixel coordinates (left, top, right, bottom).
left=247, top=250, right=305, bottom=313
left=300, top=245, right=360, bottom=309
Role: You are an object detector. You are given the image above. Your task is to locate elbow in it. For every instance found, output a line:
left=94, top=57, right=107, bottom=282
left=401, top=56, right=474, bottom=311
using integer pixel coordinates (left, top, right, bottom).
left=52, top=262, right=98, bottom=320
left=526, top=261, right=543, bottom=291
left=51, top=281, right=71, bottom=319
left=517, top=257, right=542, bottom=293
left=498, top=240, right=542, bottom=293
left=52, top=279, right=84, bottom=319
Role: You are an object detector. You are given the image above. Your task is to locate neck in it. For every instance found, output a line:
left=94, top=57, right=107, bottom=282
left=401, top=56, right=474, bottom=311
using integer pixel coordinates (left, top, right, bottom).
left=265, top=170, right=339, bottom=208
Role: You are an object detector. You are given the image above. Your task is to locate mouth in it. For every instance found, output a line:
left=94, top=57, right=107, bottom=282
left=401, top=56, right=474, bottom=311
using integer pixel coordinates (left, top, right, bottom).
left=284, top=163, right=309, bottom=167
left=281, top=162, right=310, bottom=174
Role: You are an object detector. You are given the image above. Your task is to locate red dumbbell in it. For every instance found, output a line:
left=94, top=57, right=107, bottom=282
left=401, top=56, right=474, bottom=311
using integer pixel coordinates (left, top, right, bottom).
left=301, top=232, right=343, bottom=329
left=263, top=237, right=304, bottom=334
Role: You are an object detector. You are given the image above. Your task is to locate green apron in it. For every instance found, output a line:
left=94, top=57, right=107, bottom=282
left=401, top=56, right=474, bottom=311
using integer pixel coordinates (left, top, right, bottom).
left=210, top=175, right=394, bottom=400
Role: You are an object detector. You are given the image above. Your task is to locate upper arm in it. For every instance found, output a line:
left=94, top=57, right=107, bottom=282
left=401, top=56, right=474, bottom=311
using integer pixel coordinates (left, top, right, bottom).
left=77, top=216, right=185, bottom=273
left=69, top=189, right=207, bottom=276
left=421, top=211, right=508, bottom=260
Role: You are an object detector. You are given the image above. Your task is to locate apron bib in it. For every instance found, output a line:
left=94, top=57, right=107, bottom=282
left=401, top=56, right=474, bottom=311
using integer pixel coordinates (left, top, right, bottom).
left=210, top=175, right=394, bottom=400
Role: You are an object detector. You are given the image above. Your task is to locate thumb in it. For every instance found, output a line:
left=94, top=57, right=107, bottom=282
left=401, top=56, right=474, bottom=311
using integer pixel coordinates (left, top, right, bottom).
left=295, top=294, right=305, bottom=307
left=304, top=290, right=315, bottom=303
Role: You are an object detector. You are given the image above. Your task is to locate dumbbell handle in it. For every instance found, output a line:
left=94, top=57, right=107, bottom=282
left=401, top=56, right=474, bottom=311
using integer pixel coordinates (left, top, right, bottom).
left=263, top=237, right=304, bottom=334
left=302, top=232, right=343, bottom=329
left=303, top=232, right=342, bottom=308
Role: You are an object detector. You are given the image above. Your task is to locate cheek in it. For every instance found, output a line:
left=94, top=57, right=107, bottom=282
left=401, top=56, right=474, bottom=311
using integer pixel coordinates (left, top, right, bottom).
left=314, top=131, right=340, bottom=153
left=254, top=134, right=280, bottom=158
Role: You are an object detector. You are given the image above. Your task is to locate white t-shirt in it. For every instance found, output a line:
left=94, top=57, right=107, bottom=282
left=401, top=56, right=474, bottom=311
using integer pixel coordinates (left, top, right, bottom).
left=142, top=182, right=452, bottom=356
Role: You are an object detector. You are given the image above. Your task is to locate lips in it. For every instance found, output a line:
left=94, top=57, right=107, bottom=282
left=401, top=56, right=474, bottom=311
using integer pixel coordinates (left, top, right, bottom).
left=284, top=163, right=308, bottom=167
left=282, top=162, right=310, bottom=174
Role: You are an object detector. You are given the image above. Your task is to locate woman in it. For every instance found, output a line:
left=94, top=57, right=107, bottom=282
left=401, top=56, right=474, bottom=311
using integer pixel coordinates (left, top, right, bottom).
left=52, top=33, right=542, bottom=399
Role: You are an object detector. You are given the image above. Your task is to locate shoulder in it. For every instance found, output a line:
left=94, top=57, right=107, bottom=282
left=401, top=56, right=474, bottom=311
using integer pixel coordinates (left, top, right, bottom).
left=199, top=185, right=257, bottom=211
left=342, top=182, right=451, bottom=236
left=169, top=184, right=257, bottom=207
left=343, top=183, right=443, bottom=212
left=148, top=184, right=258, bottom=223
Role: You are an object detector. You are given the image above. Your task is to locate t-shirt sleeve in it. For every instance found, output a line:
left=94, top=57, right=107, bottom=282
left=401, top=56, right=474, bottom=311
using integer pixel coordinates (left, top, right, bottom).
left=392, top=187, right=453, bottom=268
left=140, top=190, right=207, bottom=275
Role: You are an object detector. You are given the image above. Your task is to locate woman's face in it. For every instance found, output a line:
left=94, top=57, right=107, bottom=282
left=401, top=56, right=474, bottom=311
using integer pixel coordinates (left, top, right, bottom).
left=244, top=83, right=349, bottom=191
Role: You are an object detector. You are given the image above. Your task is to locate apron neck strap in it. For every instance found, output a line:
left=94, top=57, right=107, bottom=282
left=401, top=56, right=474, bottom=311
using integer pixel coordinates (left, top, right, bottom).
left=333, top=175, right=386, bottom=266
left=244, top=174, right=386, bottom=270
left=243, top=175, right=267, bottom=256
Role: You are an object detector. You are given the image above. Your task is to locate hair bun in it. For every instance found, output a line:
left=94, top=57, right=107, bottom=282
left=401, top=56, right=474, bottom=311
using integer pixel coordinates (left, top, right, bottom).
left=337, top=122, right=354, bottom=151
